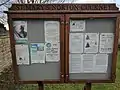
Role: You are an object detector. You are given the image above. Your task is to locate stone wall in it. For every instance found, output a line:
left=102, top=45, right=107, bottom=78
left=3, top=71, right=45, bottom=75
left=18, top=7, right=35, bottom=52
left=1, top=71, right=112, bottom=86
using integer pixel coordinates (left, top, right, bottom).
left=0, top=36, right=12, bottom=73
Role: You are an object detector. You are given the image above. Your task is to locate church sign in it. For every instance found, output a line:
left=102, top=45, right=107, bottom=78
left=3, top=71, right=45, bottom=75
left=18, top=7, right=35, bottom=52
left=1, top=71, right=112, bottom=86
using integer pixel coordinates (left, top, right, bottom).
left=7, top=4, right=119, bottom=84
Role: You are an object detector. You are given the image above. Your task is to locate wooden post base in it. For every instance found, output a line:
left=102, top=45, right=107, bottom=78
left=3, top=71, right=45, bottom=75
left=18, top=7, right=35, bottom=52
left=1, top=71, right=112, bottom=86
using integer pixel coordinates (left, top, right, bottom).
left=38, top=82, right=44, bottom=90
left=84, top=83, right=91, bottom=90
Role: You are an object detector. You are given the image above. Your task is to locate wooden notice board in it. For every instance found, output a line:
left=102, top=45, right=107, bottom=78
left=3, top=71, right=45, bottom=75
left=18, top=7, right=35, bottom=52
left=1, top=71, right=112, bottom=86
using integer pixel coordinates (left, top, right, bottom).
left=7, top=4, right=120, bottom=84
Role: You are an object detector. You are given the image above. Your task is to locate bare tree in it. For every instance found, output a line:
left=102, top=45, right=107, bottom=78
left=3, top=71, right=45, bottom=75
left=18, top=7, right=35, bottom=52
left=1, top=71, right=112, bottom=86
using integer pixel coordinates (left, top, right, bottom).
left=15, top=0, right=74, bottom=4
left=15, top=0, right=44, bottom=3
left=0, top=0, right=12, bottom=25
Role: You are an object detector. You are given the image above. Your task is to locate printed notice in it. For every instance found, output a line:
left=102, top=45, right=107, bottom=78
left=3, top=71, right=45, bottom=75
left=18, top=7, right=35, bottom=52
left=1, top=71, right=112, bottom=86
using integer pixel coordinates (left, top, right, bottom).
left=45, top=42, right=60, bottom=62
left=70, top=33, right=84, bottom=53
left=81, top=54, right=94, bottom=73
left=84, top=33, right=99, bottom=53
left=30, top=43, right=45, bottom=64
left=44, top=21, right=60, bottom=42
left=80, top=54, right=108, bottom=73
left=69, top=54, right=82, bottom=73
left=70, top=20, right=85, bottom=32
left=15, top=44, right=29, bottom=65
left=13, top=21, right=27, bottom=43
left=99, top=33, right=114, bottom=53
left=94, top=54, right=108, bottom=73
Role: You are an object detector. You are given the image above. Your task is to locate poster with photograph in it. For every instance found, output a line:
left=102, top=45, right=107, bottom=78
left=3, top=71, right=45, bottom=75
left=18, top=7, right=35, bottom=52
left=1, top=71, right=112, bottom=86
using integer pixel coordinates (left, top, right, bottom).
left=13, top=21, right=27, bottom=43
left=70, top=20, right=85, bottom=32
left=69, top=33, right=84, bottom=53
left=45, top=42, right=60, bottom=62
left=84, top=33, right=99, bottom=53
left=99, top=33, right=114, bottom=53
left=15, top=44, right=29, bottom=65
left=30, top=43, right=45, bottom=64
left=44, top=21, right=60, bottom=42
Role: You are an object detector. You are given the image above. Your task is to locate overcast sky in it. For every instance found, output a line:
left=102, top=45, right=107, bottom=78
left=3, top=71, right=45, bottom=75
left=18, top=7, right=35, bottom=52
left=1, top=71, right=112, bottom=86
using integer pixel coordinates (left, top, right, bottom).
left=75, top=0, right=114, bottom=3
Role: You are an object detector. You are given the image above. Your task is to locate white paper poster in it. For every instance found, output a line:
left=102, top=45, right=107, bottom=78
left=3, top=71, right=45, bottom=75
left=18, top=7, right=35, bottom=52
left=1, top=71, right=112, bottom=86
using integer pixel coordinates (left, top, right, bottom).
left=45, top=42, right=60, bottom=62
left=69, top=54, right=82, bottom=73
left=69, top=53, right=109, bottom=73
left=44, top=21, right=60, bottom=42
left=70, top=33, right=84, bottom=53
left=30, top=43, right=45, bottom=64
left=15, top=44, right=29, bottom=65
left=81, top=54, right=95, bottom=73
left=70, top=20, right=85, bottom=32
left=99, top=33, right=114, bottom=53
left=84, top=33, right=99, bottom=53
left=13, top=21, right=27, bottom=43
left=94, top=54, right=108, bottom=73
left=80, top=54, right=108, bottom=73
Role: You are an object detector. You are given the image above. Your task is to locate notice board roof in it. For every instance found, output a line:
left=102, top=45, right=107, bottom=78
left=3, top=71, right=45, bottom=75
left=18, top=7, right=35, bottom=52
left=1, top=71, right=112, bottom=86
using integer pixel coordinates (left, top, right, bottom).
left=7, top=4, right=119, bottom=14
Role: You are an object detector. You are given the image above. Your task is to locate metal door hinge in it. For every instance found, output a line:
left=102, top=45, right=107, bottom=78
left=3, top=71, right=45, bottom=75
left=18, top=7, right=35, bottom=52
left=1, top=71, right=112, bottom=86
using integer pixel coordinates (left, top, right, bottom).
left=61, top=74, right=64, bottom=78
left=66, top=22, right=69, bottom=25
left=61, top=21, right=64, bottom=24
left=66, top=75, right=69, bottom=77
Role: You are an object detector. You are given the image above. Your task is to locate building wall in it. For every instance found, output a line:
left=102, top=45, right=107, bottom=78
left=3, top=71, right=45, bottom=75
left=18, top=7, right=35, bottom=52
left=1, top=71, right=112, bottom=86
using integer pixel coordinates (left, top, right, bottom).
left=0, top=36, right=12, bottom=73
left=0, top=23, right=7, bottom=36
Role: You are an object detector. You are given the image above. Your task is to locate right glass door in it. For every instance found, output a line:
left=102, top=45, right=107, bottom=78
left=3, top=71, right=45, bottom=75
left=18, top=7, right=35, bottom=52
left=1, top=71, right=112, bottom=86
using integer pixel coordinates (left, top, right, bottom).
left=65, top=14, right=118, bottom=83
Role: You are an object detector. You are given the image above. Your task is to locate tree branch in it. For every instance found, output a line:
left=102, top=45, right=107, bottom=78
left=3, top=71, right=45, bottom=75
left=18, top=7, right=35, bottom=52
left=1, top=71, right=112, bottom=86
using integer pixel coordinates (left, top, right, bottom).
left=0, top=0, right=10, bottom=6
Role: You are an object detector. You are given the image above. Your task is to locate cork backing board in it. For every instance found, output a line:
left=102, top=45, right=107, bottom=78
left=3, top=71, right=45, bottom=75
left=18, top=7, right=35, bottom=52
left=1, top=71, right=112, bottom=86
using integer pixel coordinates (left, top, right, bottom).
left=69, top=18, right=115, bottom=80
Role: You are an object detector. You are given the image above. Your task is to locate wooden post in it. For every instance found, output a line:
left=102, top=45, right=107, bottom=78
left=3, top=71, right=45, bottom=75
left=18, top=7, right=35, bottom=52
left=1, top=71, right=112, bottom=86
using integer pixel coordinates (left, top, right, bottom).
left=84, top=83, right=91, bottom=90
left=38, top=82, right=44, bottom=90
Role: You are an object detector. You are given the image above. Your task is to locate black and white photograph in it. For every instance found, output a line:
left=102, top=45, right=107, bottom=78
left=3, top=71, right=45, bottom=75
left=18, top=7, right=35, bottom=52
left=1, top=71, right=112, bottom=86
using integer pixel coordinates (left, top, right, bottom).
left=13, top=21, right=27, bottom=42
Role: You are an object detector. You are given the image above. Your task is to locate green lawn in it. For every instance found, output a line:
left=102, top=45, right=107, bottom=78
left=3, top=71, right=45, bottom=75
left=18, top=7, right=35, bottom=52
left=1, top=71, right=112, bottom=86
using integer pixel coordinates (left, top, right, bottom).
left=20, top=51, right=120, bottom=90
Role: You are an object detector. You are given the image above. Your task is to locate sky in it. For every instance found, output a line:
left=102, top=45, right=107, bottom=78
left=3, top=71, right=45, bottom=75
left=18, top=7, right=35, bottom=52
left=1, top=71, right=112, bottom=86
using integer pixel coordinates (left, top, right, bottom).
left=69, top=0, right=114, bottom=3
left=75, top=0, right=114, bottom=3
left=0, top=0, right=120, bottom=30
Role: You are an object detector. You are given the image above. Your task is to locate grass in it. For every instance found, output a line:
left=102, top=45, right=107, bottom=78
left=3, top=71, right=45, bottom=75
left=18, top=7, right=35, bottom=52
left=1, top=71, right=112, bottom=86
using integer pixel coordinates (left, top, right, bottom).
left=19, top=50, right=120, bottom=90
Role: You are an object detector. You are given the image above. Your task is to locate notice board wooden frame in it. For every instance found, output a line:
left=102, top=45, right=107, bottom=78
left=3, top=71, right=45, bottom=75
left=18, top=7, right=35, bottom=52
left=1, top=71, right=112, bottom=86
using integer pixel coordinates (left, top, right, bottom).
left=7, top=4, right=120, bottom=84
